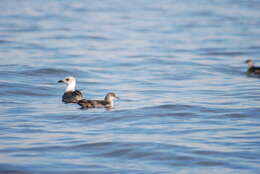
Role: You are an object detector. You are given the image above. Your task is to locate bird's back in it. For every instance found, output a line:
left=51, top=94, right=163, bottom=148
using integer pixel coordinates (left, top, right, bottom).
left=77, top=99, right=110, bottom=108
left=248, top=66, right=260, bottom=74
left=62, top=90, right=83, bottom=103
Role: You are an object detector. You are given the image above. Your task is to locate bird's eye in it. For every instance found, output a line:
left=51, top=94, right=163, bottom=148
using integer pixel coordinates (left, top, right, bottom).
left=65, top=78, right=69, bottom=81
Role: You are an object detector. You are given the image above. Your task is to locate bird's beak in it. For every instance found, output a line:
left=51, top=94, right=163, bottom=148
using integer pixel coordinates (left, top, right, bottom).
left=58, top=80, right=64, bottom=83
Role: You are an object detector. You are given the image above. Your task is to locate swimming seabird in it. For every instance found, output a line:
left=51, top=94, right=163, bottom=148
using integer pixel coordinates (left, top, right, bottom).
left=77, top=92, right=119, bottom=109
left=245, top=59, right=260, bottom=74
left=58, top=76, right=84, bottom=103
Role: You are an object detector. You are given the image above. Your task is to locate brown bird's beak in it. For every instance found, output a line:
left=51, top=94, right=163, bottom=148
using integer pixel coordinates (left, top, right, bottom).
left=58, top=80, right=64, bottom=83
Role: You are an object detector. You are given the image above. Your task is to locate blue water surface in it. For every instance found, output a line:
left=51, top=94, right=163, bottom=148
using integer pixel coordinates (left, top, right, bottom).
left=1, top=0, right=260, bottom=173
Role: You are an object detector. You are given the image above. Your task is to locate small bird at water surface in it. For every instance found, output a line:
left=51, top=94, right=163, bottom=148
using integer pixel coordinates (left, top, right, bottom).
left=77, top=92, right=119, bottom=109
left=58, top=76, right=84, bottom=103
left=245, top=59, right=260, bottom=74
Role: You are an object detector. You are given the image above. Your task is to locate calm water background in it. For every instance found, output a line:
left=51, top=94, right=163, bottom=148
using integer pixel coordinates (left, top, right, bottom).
left=1, top=0, right=260, bottom=173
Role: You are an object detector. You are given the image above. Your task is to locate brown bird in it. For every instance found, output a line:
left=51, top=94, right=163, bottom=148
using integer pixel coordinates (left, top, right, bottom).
left=77, top=92, right=119, bottom=109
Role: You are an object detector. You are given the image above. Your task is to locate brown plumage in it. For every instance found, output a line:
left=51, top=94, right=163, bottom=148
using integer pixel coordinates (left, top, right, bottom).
left=77, top=92, right=119, bottom=109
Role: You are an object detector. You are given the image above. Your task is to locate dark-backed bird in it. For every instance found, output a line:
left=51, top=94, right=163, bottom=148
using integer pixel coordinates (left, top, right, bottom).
left=58, top=76, right=84, bottom=103
left=77, top=92, right=119, bottom=109
left=245, top=59, right=260, bottom=74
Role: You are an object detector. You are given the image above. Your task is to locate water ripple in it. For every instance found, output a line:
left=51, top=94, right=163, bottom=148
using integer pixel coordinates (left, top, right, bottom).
left=1, top=0, right=260, bottom=174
